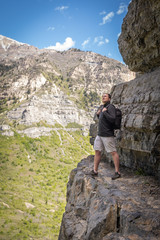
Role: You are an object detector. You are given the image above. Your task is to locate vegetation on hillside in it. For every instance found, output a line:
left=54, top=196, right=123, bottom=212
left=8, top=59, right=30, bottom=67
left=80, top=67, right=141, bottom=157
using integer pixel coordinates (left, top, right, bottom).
left=0, top=69, right=100, bottom=115
left=43, top=72, right=101, bottom=111
left=0, top=127, right=94, bottom=239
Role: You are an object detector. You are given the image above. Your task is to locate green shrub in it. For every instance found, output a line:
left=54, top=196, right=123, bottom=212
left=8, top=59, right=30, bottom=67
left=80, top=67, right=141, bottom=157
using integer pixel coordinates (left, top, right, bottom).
left=66, top=122, right=83, bottom=128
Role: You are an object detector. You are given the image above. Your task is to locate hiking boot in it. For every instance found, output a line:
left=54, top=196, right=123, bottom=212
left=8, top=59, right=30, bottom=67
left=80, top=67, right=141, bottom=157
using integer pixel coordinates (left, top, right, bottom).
left=90, top=170, right=98, bottom=177
left=111, top=172, right=121, bottom=180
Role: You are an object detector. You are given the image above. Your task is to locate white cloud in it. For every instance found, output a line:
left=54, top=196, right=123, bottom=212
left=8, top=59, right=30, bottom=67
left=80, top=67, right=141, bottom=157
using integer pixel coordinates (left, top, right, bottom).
left=105, top=38, right=109, bottom=44
left=45, top=37, right=75, bottom=51
left=55, top=6, right=69, bottom=12
left=117, top=32, right=121, bottom=38
left=100, top=12, right=114, bottom=25
left=82, top=38, right=90, bottom=48
left=94, top=36, right=109, bottom=46
left=94, top=36, right=103, bottom=43
left=99, top=10, right=106, bottom=15
left=108, top=53, right=112, bottom=57
left=47, top=26, right=55, bottom=31
left=117, top=3, right=128, bottom=15
left=98, top=41, right=104, bottom=46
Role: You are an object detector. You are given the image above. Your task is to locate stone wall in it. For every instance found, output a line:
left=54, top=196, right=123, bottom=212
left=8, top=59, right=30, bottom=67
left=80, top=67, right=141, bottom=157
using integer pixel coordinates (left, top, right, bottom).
left=112, top=0, right=160, bottom=179
left=115, top=68, right=160, bottom=178
left=90, top=68, right=160, bottom=179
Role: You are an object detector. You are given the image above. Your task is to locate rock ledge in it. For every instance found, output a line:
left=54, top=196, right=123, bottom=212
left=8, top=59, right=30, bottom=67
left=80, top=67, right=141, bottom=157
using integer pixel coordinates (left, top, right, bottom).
left=59, top=155, right=160, bottom=240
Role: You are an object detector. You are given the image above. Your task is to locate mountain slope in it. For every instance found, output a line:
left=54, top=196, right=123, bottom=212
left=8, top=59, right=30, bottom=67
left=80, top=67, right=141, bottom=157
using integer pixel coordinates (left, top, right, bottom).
left=0, top=35, right=136, bottom=239
left=0, top=129, right=94, bottom=239
left=0, top=35, right=136, bottom=132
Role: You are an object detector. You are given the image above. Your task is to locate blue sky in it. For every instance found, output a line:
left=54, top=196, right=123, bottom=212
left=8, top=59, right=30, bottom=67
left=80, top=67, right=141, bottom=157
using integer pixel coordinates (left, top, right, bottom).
left=0, top=0, right=131, bottom=63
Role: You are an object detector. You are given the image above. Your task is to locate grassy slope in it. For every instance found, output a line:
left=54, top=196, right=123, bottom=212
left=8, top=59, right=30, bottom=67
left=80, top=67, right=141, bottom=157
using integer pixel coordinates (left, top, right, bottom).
left=0, top=129, right=94, bottom=239
left=0, top=60, right=96, bottom=239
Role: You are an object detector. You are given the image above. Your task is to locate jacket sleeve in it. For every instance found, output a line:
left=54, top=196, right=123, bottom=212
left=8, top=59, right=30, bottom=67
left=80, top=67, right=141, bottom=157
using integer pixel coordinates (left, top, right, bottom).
left=95, top=105, right=103, bottom=119
left=103, top=104, right=116, bottom=123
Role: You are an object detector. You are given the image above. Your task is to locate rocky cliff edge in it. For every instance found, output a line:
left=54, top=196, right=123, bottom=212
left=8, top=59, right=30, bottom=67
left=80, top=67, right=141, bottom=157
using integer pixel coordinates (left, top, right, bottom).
left=58, top=156, right=160, bottom=240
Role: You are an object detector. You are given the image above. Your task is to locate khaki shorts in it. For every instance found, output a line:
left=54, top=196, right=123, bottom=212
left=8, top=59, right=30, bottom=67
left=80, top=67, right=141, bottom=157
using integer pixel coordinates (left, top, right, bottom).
left=94, top=135, right=116, bottom=153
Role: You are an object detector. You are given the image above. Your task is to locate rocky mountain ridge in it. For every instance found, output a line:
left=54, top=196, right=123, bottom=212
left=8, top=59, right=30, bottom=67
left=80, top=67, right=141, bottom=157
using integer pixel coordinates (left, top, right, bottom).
left=0, top=35, right=135, bottom=137
left=0, top=34, right=39, bottom=59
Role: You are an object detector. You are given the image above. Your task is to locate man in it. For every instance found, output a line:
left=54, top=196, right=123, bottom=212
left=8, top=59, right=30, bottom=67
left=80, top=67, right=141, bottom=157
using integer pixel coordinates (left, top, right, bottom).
left=91, top=93, right=121, bottom=180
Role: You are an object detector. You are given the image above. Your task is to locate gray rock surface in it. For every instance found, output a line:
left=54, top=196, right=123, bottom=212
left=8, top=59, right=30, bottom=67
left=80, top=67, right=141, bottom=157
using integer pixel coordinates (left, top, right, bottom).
left=111, top=67, right=160, bottom=179
left=58, top=156, right=160, bottom=240
left=6, top=83, right=91, bottom=136
left=90, top=67, right=160, bottom=179
left=0, top=125, right=14, bottom=136
left=118, top=0, right=160, bottom=73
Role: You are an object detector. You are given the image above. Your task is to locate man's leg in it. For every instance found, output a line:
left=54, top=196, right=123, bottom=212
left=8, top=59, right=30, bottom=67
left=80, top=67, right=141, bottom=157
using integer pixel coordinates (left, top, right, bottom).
left=94, top=150, right=101, bottom=173
left=92, top=136, right=103, bottom=175
left=110, top=151, right=120, bottom=174
left=110, top=151, right=121, bottom=180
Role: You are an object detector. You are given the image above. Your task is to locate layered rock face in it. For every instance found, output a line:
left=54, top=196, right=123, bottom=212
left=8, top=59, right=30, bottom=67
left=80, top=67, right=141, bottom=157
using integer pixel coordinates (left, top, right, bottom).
left=118, top=0, right=160, bottom=73
left=116, top=0, right=160, bottom=178
left=7, top=82, right=91, bottom=133
left=58, top=156, right=160, bottom=240
left=90, top=68, right=160, bottom=178
left=112, top=68, right=160, bottom=178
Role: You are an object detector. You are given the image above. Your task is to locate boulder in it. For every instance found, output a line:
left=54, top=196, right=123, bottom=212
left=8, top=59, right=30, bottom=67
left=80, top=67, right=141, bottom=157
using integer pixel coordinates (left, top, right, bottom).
left=118, top=0, right=160, bottom=73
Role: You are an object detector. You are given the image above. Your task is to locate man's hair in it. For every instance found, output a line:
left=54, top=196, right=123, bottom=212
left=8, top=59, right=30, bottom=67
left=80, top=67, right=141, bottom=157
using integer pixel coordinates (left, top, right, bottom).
left=108, top=93, right=111, bottom=99
left=103, top=93, right=111, bottom=99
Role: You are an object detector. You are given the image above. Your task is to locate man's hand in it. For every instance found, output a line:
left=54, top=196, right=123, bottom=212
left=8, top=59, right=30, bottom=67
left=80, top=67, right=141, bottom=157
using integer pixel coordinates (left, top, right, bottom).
left=97, top=109, right=102, bottom=115
left=102, top=107, right=107, bottom=112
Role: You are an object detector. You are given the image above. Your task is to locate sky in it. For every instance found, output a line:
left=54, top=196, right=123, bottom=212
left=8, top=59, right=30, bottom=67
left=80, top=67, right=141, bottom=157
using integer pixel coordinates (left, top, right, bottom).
left=0, top=0, right=131, bottom=63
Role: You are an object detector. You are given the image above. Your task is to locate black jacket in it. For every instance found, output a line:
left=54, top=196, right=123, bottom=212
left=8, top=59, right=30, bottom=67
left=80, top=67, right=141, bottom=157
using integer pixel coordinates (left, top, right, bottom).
left=97, top=102, right=116, bottom=137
